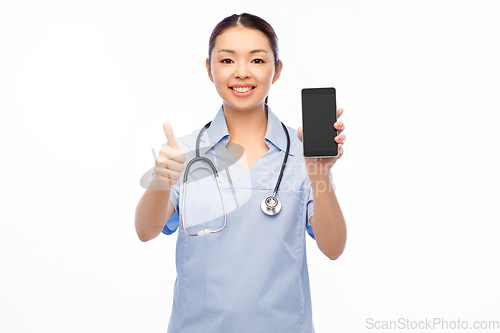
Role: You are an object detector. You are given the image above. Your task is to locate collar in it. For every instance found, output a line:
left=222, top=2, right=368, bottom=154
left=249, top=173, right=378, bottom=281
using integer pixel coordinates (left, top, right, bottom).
left=201, top=104, right=295, bottom=156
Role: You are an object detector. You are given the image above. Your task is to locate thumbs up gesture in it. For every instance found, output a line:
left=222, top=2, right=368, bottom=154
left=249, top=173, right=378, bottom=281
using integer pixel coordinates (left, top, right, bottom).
left=153, top=122, right=186, bottom=187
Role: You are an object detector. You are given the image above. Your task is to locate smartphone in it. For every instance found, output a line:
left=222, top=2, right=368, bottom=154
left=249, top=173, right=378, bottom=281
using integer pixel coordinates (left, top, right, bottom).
left=301, top=87, right=338, bottom=158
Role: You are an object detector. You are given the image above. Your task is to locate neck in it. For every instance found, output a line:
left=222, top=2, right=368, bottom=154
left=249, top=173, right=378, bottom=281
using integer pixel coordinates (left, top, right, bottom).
left=223, top=102, right=268, bottom=145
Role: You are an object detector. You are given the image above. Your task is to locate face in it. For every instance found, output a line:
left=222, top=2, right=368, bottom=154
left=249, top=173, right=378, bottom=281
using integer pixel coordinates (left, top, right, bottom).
left=206, top=26, right=282, bottom=112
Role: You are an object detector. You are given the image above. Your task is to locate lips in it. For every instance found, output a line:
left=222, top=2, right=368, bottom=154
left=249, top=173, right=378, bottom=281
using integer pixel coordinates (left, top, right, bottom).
left=229, top=86, right=255, bottom=97
left=230, top=84, right=255, bottom=88
left=229, top=85, right=255, bottom=93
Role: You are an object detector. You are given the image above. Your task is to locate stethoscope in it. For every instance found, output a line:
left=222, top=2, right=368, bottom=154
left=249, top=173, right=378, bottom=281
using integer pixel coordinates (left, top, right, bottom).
left=180, top=118, right=291, bottom=237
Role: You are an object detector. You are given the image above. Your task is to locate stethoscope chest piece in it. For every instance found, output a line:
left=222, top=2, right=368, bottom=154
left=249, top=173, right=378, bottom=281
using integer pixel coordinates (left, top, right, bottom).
left=261, top=195, right=282, bottom=216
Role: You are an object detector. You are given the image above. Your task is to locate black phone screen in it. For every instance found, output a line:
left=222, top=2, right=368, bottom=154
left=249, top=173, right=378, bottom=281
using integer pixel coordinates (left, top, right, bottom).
left=301, top=87, right=338, bottom=158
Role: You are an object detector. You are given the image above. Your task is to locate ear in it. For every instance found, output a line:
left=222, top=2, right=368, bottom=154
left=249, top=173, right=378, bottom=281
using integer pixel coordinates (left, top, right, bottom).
left=271, top=60, right=283, bottom=84
left=206, top=58, right=214, bottom=83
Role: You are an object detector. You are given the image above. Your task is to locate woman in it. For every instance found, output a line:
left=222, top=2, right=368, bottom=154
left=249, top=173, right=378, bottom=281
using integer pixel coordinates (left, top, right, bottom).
left=135, top=13, right=347, bottom=333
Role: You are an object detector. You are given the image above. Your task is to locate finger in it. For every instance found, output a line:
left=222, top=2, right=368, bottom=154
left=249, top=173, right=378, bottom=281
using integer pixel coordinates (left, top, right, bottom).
left=154, top=166, right=181, bottom=181
left=160, top=145, right=186, bottom=163
left=335, top=122, right=345, bottom=134
left=334, top=143, right=343, bottom=159
left=297, top=127, right=303, bottom=142
left=163, top=122, right=179, bottom=150
left=166, top=147, right=186, bottom=164
left=153, top=176, right=173, bottom=186
left=337, top=108, right=344, bottom=118
left=155, top=174, right=177, bottom=186
left=335, top=134, right=347, bottom=144
left=155, top=157, right=185, bottom=172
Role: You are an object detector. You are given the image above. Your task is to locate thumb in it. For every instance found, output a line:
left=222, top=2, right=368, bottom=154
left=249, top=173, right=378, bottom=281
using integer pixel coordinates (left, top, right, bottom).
left=163, top=122, right=179, bottom=150
left=297, top=127, right=303, bottom=143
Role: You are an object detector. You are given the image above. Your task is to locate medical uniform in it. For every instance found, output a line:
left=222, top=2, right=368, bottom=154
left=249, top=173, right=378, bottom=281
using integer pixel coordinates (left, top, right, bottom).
left=160, top=104, right=336, bottom=333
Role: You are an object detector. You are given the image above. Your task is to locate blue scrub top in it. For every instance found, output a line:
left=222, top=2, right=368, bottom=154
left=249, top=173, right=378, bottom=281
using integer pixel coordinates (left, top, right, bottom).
left=160, top=104, right=335, bottom=333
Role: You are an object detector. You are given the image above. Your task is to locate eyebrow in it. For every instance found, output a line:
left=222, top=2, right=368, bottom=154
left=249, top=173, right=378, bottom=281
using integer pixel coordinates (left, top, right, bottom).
left=217, top=49, right=268, bottom=54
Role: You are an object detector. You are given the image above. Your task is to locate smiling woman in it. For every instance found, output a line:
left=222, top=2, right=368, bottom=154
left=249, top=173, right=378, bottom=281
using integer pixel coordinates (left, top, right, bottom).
left=206, top=25, right=282, bottom=114
left=134, top=12, right=347, bottom=333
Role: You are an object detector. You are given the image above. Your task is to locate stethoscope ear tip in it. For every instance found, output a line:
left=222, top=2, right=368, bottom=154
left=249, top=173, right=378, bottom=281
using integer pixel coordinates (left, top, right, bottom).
left=197, top=229, right=212, bottom=236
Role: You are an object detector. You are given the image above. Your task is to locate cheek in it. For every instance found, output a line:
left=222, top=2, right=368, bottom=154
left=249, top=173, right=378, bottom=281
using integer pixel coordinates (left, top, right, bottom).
left=258, top=66, right=275, bottom=83
left=212, top=68, right=231, bottom=85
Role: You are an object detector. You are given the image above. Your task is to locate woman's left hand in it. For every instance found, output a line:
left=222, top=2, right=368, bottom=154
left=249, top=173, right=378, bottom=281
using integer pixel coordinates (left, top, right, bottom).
left=297, top=108, right=346, bottom=178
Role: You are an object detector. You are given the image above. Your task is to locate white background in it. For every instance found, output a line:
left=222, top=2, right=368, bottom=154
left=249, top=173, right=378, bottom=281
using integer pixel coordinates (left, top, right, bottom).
left=1, top=1, right=499, bottom=332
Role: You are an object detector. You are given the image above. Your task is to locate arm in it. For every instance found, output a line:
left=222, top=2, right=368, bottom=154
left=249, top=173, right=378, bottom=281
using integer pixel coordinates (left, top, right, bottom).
left=135, top=186, right=176, bottom=242
left=135, top=121, right=184, bottom=242
left=309, top=173, right=347, bottom=260
left=299, top=107, right=347, bottom=260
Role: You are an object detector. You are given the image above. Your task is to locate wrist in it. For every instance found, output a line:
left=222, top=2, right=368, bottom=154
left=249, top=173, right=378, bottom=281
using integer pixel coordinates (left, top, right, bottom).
left=309, top=172, right=334, bottom=194
left=307, top=166, right=332, bottom=181
left=309, top=172, right=330, bottom=182
left=148, top=177, right=173, bottom=191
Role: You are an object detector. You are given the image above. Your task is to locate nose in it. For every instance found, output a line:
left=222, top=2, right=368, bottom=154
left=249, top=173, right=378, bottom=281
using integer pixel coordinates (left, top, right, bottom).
left=234, top=62, right=250, bottom=79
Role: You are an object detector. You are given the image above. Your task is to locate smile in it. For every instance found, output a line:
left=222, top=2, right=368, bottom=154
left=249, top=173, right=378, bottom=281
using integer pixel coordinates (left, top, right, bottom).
left=229, top=86, right=255, bottom=97
left=231, top=87, right=255, bottom=92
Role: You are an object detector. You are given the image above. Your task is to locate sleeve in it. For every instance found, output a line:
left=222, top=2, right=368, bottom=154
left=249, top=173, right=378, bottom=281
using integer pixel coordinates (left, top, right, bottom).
left=162, top=182, right=180, bottom=235
left=305, top=169, right=336, bottom=240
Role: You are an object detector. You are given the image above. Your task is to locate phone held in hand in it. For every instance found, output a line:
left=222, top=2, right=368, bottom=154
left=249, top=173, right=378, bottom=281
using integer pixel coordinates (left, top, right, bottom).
left=301, top=87, right=338, bottom=158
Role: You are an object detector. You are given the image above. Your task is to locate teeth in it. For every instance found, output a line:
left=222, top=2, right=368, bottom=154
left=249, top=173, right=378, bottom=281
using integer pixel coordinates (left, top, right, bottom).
left=232, top=87, right=253, bottom=92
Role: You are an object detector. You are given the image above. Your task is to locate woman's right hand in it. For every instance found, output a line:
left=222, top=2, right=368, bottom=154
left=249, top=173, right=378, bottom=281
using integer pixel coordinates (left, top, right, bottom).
left=153, top=122, right=186, bottom=187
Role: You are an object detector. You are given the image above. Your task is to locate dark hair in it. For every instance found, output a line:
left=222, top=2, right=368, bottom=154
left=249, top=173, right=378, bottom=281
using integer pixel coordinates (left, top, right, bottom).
left=207, top=13, right=280, bottom=105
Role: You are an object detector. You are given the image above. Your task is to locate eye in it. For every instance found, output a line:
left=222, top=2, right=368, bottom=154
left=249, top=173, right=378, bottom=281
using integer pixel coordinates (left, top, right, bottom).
left=221, top=59, right=233, bottom=64
left=252, top=59, right=265, bottom=64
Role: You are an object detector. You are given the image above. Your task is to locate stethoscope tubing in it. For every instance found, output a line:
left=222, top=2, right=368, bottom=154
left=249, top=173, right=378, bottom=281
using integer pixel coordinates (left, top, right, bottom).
left=180, top=116, right=290, bottom=236
left=181, top=124, right=227, bottom=236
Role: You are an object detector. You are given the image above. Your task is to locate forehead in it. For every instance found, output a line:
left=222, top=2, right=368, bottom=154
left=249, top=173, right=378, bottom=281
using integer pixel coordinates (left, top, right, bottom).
left=213, top=27, right=271, bottom=54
